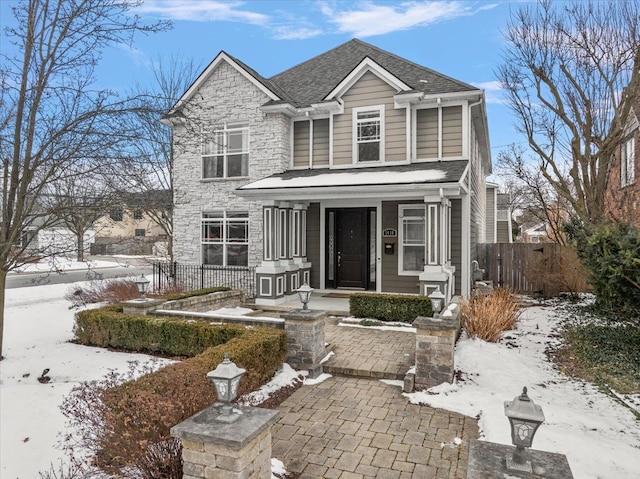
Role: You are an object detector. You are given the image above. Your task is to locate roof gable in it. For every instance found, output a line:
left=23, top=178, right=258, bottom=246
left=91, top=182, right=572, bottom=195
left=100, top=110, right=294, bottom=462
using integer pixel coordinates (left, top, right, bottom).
left=324, top=56, right=411, bottom=101
left=269, top=39, right=479, bottom=108
left=167, top=52, right=280, bottom=115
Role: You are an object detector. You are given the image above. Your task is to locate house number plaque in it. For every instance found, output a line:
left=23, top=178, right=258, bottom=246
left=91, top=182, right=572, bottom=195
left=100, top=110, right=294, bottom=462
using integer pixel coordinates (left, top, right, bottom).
left=383, top=228, right=397, bottom=237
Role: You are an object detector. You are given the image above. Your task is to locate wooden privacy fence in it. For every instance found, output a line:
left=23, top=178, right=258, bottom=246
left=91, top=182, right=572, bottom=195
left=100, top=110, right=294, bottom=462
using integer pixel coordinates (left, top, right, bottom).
left=477, top=243, right=590, bottom=297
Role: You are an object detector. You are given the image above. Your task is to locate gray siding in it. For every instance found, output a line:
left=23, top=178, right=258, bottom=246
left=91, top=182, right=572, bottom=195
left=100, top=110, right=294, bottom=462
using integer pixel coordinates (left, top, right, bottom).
left=381, top=200, right=421, bottom=294
left=451, top=199, right=462, bottom=295
left=497, top=222, right=510, bottom=243
left=306, top=203, right=321, bottom=288
left=416, top=106, right=463, bottom=159
left=442, top=106, right=463, bottom=157
left=313, top=119, right=330, bottom=167
left=293, top=121, right=310, bottom=168
left=485, top=187, right=496, bottom=243
left=333, top=71, right=406, bottom=166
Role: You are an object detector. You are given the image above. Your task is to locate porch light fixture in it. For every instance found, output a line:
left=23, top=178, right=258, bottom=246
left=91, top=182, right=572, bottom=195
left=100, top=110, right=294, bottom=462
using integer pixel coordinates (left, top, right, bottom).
left=297, top=283, right=314, bottom=311
left=428, top=287, right=445, bottom=315
left=504, top=386, right=545, bottom=473
left=134, top=274, right=150, bottom=300
left=207, top=353, right=246, bottom=423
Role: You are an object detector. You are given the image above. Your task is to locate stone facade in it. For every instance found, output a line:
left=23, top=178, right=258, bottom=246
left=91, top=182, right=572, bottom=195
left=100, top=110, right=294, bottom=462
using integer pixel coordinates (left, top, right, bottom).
left=282, top=309, right=326, bottom=378
left=172, top=59, right=290, bottom=266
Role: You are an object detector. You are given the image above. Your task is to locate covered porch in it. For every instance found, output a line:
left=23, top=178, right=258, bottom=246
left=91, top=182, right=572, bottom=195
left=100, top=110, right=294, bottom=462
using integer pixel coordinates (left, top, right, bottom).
left=236, top=161, right=471, bottom=306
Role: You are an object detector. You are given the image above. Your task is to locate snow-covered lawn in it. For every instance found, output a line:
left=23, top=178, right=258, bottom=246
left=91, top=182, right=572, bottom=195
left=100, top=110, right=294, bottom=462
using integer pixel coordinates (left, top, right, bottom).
left=406, top=302, right=640, bottom=479
left=0, top=283, right=171, bottom=479
left=9, top=256, right=123, bottom=274
left=2, top=283, right=639, bottom=479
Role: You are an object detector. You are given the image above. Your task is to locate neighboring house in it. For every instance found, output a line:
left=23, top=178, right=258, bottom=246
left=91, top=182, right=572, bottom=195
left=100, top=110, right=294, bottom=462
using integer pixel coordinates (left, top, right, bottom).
left=91, top=190, right=170, bottom=255
left=164, top=39, right=494, bottom=304
left=485, top=184, right=513, bottom=243
left=605, top=90, right=640, bottom=228
left=520, top=222, right=548, bottom=244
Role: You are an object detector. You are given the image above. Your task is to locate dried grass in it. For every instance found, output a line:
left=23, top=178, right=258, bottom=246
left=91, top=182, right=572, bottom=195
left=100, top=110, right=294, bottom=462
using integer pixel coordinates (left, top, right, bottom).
left=461, top=288, right=522, bottom=342
left=66, top=278, right=185, bottom=307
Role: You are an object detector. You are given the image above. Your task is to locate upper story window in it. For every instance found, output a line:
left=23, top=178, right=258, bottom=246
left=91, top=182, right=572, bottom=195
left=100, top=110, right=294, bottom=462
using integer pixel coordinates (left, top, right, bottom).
left=202, top=123, right=249, bottom=179
left=621, top=136, right=635, bottom=187
left=353, top=106, right=384, bottom=163
left=133, top=209, right=143, bottom=220
left=109, top=207, right=123, bottom=222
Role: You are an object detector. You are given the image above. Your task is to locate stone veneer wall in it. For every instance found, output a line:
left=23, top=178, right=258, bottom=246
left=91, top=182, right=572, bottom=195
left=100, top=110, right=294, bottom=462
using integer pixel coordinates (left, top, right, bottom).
left=172, top=59, right=291, bottom=267
left=159, top=290, right=245, bottom=313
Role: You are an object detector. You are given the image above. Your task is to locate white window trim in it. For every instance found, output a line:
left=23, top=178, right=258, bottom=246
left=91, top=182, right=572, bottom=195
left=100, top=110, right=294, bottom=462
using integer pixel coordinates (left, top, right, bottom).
left=201, top=122, right=249, bottom=179
left=621, top=136, right=636, bottom=187
left=398, top=204, right=426, bottom=276
left=352, top=105, right=385, bottom=164
left=278, top=209, right=288, bottom=259
left=264, top=208, right=273, bottom=261
left=201, top=210, right=249, bottom=266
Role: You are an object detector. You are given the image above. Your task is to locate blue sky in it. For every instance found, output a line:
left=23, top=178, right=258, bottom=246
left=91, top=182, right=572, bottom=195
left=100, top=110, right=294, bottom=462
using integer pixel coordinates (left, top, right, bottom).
left=1, top=0, right=532, bottom=165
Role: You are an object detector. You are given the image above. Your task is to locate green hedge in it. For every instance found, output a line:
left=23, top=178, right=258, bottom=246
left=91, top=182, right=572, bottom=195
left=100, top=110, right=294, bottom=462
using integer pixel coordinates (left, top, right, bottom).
left=97, top=327, right=287, bottom=472
left=74, top=305, right=245, bottom=357
left=350, top=293, right=433, bottom=323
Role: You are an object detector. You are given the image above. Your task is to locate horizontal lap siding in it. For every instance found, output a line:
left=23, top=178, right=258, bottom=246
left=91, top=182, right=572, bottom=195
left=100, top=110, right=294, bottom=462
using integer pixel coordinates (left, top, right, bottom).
left=486, top=189, right=496, bottom=243
left=416, top=106, right=463, bottom=159
left=381, top=200, right=421, bottom=294
left=442, top=106, right=462, bottom=157
left=306, top=203, right=321, bottom=288
left=313, top=119, right=330, bottom=167
left=333, top=72, right=406, bottom=166
left=416, top=109, right=438, bottom=158
left=293, top=121, right=310, bottom=168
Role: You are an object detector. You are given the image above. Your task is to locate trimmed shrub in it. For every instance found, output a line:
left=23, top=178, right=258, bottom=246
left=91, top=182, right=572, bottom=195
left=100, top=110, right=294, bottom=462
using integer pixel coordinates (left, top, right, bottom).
left=63, top=327, right=287, bottom=474
left=460, top=288, right=521, bottom=342
left=74, top=306, right=246, bottom=357
left=350, top=293, right=433, bottom=322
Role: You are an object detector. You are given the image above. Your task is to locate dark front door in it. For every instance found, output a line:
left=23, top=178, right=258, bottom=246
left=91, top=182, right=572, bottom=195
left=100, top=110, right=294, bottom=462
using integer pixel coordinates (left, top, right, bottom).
left=326, top=208, right=376, bottom=290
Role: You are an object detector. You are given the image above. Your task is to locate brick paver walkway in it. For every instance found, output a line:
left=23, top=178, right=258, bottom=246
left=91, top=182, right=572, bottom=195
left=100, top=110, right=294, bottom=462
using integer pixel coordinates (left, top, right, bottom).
left=322, top=319, right=415, bottom=380
left=273, top=376, right=477, bottom=478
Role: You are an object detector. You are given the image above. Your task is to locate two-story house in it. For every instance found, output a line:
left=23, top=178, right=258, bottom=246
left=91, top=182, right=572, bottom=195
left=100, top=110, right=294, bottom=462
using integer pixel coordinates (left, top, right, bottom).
left=164, top=39, right=493, bottom=305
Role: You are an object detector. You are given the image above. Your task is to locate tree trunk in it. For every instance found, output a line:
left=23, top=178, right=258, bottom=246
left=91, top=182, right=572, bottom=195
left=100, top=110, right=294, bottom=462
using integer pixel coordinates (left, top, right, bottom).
left=0, top=269, right=7, bottom=359
left=77, top=232, right=85, bottom=262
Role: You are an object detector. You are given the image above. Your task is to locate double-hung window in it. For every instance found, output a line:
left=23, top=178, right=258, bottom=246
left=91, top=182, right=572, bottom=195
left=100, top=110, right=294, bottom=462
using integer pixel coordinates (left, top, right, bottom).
left=202, top=123, right=249, bottom=179
left=399, top=205, right=425, bottom=274
left=621, top=137, right=636, bottom=187
left=353, top=106, right=384, bottom=163
left=202, top=211, right=249, bottom=266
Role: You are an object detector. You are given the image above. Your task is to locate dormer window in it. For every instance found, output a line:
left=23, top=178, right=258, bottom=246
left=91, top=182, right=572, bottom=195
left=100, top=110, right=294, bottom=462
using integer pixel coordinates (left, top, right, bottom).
left=353, top=105, right=384, bottom=163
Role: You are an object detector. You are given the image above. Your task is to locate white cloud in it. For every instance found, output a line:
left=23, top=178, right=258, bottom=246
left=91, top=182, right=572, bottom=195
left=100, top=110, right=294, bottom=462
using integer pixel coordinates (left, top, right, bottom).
left=472, top=80, right=508, bottom=105
left=271, top=25, right=324, bottom=40
left=137, top=0, right=268, bottom=25
left=321, top=1, right=496, bottom=37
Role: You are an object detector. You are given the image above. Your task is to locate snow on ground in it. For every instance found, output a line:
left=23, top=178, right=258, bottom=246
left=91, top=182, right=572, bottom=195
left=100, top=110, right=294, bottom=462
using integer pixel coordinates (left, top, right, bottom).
left=0, top=282, right=171, bottom=479
left=9, top=256, right=122, bottom=274
left=405, top=304, right=640, bottom=479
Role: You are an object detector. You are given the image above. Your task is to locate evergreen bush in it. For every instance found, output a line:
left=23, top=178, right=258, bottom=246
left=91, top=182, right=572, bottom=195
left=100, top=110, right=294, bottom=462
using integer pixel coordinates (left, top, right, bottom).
left=565, top=219, right=640, bottom=314
left=350, top=293, right=433, bottom=322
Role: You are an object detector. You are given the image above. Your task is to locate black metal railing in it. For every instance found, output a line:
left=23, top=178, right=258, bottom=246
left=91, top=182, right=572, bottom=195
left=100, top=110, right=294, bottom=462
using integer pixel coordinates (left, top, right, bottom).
left=153, top=262, right=256, bottom=298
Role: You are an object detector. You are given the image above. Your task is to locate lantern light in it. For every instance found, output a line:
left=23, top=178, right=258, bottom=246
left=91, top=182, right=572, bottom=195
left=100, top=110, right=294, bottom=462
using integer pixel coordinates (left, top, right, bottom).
left=134, top=274, right=150, bottom=300
left=297, top=283, right=314, bottom=311
left=428, top=287, right=445, bottom=315
left=504, top=386, right=545, bottom=472
left=207, top=353, right=246, bottom=423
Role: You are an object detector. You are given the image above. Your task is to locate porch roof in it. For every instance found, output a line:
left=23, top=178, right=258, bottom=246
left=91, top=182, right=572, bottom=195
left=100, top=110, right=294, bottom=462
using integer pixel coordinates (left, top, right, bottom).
left=236, top=161, right=467, bottom=200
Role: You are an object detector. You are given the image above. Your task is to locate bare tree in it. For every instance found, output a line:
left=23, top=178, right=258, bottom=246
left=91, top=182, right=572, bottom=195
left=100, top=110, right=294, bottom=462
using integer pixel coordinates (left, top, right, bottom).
left=497, top=0, right=640, bottom=225
left=43, top=173, right=115, bottom=262
left=106, top=57, right=201, bottom=261
left=0, top=0, right=170, bottom=358
left=497, top=144, right=570, bottom=245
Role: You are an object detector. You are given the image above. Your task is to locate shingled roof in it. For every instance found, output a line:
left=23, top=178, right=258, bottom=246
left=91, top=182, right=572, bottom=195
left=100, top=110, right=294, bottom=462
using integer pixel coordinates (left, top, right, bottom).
left=268, top=39, right=478, bottom=108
